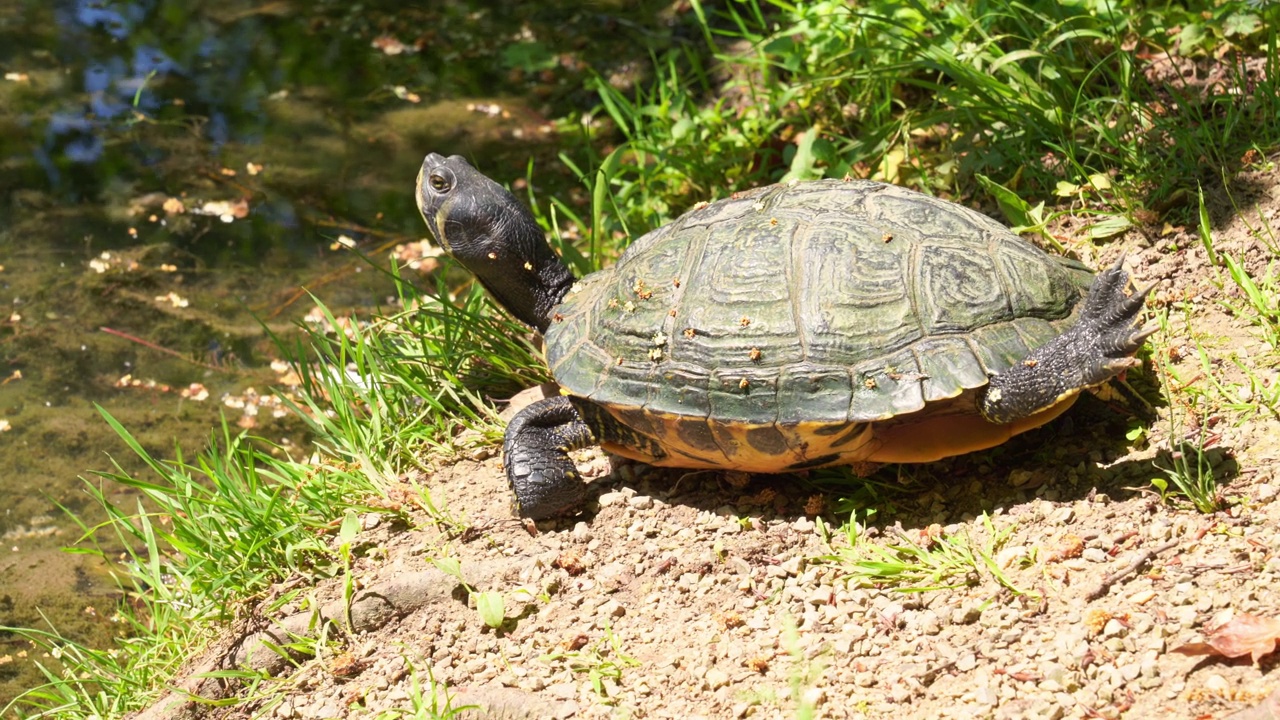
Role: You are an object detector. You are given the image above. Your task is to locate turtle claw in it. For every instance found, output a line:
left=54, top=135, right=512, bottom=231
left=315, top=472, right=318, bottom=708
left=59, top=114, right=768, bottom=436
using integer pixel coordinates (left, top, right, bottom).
left=1084, top=264, right=1156, bottom=365
left=980, top=260, right=1153, bottom=424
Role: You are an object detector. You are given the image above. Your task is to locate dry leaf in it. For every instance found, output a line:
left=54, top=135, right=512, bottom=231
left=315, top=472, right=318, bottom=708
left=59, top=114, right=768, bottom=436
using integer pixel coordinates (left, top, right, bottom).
left=1173, top=613, right=1280, bottom=663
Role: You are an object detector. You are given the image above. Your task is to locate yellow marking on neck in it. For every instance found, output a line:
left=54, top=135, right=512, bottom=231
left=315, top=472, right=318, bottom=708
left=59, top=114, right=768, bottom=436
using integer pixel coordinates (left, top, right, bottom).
left=431, top=196, right=456, bottom=252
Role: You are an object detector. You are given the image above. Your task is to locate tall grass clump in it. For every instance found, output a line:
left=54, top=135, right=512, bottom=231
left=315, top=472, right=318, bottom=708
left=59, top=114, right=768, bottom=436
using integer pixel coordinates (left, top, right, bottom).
left=571, top=0, right=1280, bottom=242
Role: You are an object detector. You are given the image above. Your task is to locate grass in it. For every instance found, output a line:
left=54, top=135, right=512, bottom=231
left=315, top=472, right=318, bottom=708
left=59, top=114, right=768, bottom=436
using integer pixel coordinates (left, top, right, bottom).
left=2, top=268, right=537, bottom=716
left=817, top=512, right=1027, bottom=595
left=538, top=624, right=640, bottom=704
left=371, top=659, right=474, bottom=720
left=7, top=0, right=1280, bottom=715
left=568, top=0, right=1280, bottom=240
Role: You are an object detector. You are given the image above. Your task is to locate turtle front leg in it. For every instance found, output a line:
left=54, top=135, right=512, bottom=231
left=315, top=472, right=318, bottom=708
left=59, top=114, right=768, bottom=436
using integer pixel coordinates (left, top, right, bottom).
left=980, top=258, right=1155, bottom=425
left=503, top=395, right=597, bottom=519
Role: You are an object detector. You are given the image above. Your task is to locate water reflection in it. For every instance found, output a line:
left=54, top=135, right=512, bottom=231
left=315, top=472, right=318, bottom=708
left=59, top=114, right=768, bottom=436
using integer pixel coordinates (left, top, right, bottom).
left=1, top=0, right=690, bottom=706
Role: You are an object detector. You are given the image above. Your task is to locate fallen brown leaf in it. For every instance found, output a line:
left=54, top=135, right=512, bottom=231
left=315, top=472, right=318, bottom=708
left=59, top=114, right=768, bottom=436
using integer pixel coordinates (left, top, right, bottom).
left=1173, top=613, right=1280, bottom=663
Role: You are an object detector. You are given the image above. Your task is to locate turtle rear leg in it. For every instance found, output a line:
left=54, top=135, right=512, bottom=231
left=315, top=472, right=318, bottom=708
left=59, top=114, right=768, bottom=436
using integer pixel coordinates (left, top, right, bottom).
left=980, top=257, right=1155, bottom=425
left=503, top=396, right=596, bottom=519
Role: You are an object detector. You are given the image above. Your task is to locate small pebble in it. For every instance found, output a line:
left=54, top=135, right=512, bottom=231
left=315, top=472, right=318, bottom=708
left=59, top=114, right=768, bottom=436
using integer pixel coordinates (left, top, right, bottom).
left=597, top=491, right=627, bottom=507
left=1082, top=547, right=1109, bottom=563
left=705, top=667, right=730, bottom=689
left=628, top=494, right=654, bottom=509
left=1203, top=674, right=1230, bottom=693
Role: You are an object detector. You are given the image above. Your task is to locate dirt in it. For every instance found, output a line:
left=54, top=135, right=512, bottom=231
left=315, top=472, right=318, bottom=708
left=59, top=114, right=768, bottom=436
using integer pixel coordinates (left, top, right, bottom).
left=129, top=166, right=1280, bottom=720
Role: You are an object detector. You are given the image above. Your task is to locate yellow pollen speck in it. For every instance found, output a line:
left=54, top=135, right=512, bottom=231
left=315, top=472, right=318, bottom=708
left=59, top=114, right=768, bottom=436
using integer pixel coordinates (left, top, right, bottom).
left=739, top=316, right=751, bottom=328
left=649, top=347, right=664, bottom=361
left=739, top=378, right=750, bottom=390
left=683, top=327, right=696, bottom=338
left=524, top=261, right=534, bottom=270
left=487, top=252, right=498, bottom=260
left=882, top=233, right=893, bottom=243
left=749, top=347, right=762, bottom=362
left=769, top=217, right=779, bottom=226
left=863, top=377, right=878, bottom=389
left=1023, top=359, right=1039, bottom=367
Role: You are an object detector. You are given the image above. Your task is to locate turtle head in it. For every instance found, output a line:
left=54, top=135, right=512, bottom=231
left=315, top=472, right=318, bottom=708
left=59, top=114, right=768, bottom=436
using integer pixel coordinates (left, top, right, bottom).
left=416, top=153, right=575, bottom=332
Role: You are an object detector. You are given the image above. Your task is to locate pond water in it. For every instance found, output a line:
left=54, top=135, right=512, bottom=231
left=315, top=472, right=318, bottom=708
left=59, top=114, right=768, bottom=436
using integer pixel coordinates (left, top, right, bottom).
left=0, top=0, right=691, bottom=705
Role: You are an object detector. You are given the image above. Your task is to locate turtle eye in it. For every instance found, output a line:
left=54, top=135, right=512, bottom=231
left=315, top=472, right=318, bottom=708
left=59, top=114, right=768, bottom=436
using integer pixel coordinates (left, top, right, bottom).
left=428, top=170, right=453, bottom=193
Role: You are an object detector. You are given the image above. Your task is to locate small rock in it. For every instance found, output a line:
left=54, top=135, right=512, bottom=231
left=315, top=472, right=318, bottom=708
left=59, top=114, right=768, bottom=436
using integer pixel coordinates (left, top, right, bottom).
left=807, top=587, right=833, bottom=606
left=801, top=686, right=826, bottom=706
left=1128, top=589, right=1156, bottom=605
left=952, top=604, right=982, bottom=625
left=956, top=652, right=978, bottom=672
left=1102, top=618, right=1127, bottom=638
left=1040, top=679, right=1063, bottom=693
left=1256, top=483, right=1278, bottom=502
left=1029, top=700, right=1064, bottom=720
left=706, top=667, right=730, bottom=689
left=599, top=599, right=626, bottom=618
left=1008, top=469, right=1034, bottom=487
left=628, top=494, right=654, bottom=510
left=598, top=491, right=627, bottom=507
left=1147, top=519, right=1172, bottom=541
left=311, top=702, right=341, bottom=719
left=889, top=684, right=914, bottom=703
left=1203, top=674, right=1230, bottom=693
left=545, top=682, right=577, bottom=699
left=521, top=676, right=546, bottom=691
left=572, top=522, right=592, bottom=541
left=1082, top=547, right=1109, bottom=563
left=1048, top=506, right=1075, bottom=524
left=915, top=609, right=942, bottom=635
left=1139, top=653, right=1160, bottom=679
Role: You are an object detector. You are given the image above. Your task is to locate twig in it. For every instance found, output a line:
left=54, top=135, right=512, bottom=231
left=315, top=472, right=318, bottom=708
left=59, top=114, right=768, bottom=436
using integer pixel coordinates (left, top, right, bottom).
left=99, top=326, right=230, bottom=373
left=1083, top=539, right=1179, bottom=601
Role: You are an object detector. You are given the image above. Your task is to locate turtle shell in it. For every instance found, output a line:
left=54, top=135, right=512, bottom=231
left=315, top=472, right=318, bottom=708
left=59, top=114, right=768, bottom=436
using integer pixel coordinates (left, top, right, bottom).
left=543, top=179, right=1091, bottom=470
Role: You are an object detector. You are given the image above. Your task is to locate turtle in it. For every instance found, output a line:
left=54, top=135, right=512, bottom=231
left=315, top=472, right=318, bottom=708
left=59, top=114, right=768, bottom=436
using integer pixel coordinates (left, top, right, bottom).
left=416, top=153, right=1153, bottom=520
